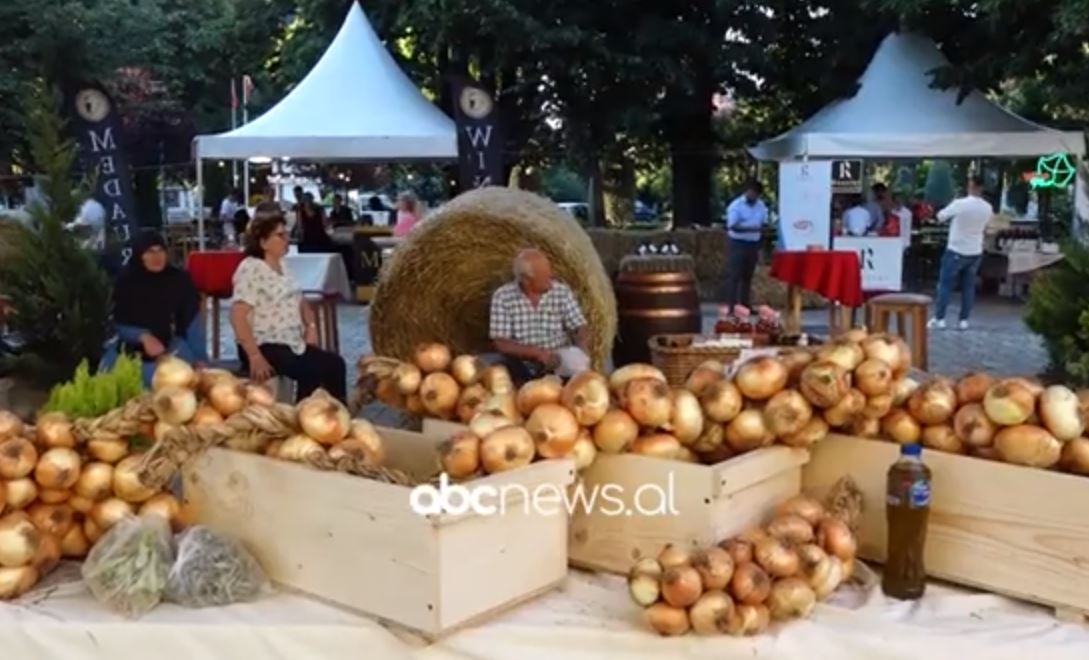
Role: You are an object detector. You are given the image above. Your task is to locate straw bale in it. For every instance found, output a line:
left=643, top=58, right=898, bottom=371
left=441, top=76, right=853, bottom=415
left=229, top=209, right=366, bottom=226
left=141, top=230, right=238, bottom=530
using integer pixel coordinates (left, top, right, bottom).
left=369, top=187, right=617, bottom=370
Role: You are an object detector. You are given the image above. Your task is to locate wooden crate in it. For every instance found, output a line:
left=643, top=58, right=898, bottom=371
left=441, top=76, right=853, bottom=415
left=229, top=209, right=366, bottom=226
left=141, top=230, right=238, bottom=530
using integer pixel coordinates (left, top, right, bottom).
left=803, top=433, right=1089, bottom=621
left=568, top=447, right=810, bottom=575
left=182, top=427, right=575, bottom=638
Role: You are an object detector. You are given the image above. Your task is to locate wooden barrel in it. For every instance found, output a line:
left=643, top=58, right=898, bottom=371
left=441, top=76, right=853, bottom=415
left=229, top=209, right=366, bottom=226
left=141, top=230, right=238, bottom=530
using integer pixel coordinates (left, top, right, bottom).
left=612, top=270, right=702, bottom=367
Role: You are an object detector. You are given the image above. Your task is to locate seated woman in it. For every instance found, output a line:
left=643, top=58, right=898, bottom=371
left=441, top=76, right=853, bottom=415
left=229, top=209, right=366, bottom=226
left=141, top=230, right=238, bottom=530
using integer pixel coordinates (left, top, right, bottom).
left=101, top=232, right=207, bottom=387
left=229, top=202, right=347, bottom=403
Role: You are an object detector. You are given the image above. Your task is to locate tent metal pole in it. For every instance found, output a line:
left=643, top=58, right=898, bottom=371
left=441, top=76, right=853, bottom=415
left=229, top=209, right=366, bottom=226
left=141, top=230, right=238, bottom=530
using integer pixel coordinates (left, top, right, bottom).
left=196, top=142, right=205, bottom=251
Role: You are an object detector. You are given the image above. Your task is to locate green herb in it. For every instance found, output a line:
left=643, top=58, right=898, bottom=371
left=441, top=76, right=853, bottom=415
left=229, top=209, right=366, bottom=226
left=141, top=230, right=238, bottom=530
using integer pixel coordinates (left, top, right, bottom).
left=41, top=352, right=145, bottom=419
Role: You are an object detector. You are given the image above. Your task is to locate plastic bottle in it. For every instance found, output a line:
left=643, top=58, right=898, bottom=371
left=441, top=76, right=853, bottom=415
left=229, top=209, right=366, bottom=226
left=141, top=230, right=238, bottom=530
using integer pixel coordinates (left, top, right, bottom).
left=882, top=443, right=931, bottom=600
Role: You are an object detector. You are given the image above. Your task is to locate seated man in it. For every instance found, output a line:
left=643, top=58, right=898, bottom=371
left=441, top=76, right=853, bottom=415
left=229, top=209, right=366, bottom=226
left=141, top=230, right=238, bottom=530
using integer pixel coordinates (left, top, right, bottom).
left=486, top=249, right=591, bottom=383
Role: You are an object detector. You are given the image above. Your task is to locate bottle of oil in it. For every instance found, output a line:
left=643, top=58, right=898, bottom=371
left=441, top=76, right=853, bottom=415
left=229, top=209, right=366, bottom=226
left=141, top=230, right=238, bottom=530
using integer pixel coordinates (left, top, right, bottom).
left=882, top=443, right=931, bottom=599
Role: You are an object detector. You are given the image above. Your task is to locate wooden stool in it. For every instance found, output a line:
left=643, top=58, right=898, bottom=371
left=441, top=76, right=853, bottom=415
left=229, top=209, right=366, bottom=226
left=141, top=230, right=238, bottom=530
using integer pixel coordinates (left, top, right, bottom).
left=304, top=292, right=340, bottom=353
left=865, top=293, right=932, bottom=370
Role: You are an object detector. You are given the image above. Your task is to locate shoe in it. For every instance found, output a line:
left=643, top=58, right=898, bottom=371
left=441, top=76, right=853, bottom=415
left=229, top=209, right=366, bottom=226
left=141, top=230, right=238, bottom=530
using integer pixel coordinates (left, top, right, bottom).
left=926, top=318, right=946, bottom=330
left=958, top=320, right=969, bottom=331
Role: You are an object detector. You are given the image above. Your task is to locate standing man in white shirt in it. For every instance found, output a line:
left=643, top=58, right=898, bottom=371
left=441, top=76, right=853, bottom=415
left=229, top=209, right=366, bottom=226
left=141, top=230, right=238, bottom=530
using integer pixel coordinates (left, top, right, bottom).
left=722, top=180, right=767, bottom=308
left=842, top=195, right=872, bottom=236
left=928, top=175, right=993, bottom=330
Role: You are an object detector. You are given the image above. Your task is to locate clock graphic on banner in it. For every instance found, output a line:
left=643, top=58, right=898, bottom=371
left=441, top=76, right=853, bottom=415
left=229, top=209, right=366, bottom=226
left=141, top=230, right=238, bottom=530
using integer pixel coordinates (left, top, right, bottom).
left=74, top=89, right=111, bottom=123
left=459, top=87, right=494, bottom=120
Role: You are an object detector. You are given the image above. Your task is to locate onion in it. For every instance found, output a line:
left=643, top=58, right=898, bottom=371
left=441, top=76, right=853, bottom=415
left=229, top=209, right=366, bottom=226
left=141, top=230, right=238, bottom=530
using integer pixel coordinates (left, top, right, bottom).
left=526, top=403, right=580, bottom=459
left=0, top=411, right=24, bottom=439
left=755, top=537, right=800, bottom=578
left=297, top=391, right=351, bottom=445
left=730, top=562, right=771, bottom=605
left=1007, top=377, right=1045, bottom=397
left=404, top=394, right=426, bottom=415
left=691, top=422, right=725, bottom=453
left=630, top=433, right=682, bottom=460
left=69, top=496, right=94, bottom=514
left=27, top=503, right=74, bottom=539
left=661, top=565, right=703, bottom=607
left=735, top=357, right=789, bottom=400
left=861, top=334, right=901, bottom=371
left=572, top=430, right=597, bottom=470
left=719, top=539, right=753, bottom=566
left=516, top=376, right=564, bottom=417
left=847, top=415, right=881, bottom=438
left=689, top=589, right=734, bottom=635
left=208, top=380, right=247, bottom=417
left=152, top=385, right=198, bottom=425
left=480, top=365, right=514, bottom=395
left=139, top=493, right=181, bottom=529
left=700, top=380, right=743, bottom=423
left=779, top=348, right=815, bottom=382
left=151, top=354, right=196, bottom=391
left=767, top=514, right=815, bottom=545
left=264, top=440, right=283, bottom=458
left=658, top=543, right=692, bottom=569
left=781, top=417, right=830, bottom=448
left=800, top=545, right=843, bottom=599
left=763, top=389, right=813, bottom=437
left=0, top=438, right=37, bottom=479
left=245, top=382, right=275, bottom=407
left=983, top=380, right=1037, bottom=426
left=725, top=603, right=770, bottom=636
left=954, top=403, right=997, bottom=448
left=1078, top=390, right=1089, bottom=429
left=609, top=363, right=666, bottom=395
left=1040, top=385, right=1085, bottom=441
left=91, top=498, right=135, bottom=530
left=816, top=517, right=857, bottom=560
left=741, top=527, right=771, bottom=545
left=891, top=376, right=921, bottom=407
left=800, top=361, right=850, bottom=409
left=841, top=327, right=868, bottom=343
left=685, top=361, right=724, bottom=397
left=817, top=340, right=864, bottom=371
left=38, top=489, right=70, bottom=504
left=561, top=371, right=611, bottom=426
left=907, top=381, right=958, bottom=425
left=724, top=410, right=772, bottom=453
left=922, top=424, right=963, bottom=454
left=83, top=517, right=102, bottom=544
left=644, top=602, right=690, bottom=636
left=418, top=372, right=460, bottom=419
left=667, top=389, right=704, bottom=445
left=344, top=420, right=385, bottom=465
left=35, top=447, right=80, bottom=490
left=676, top=444, right=699, bottom=463
left=481, top=392, right=520, bottom=423
left=35, top=412, right=75, bottom=449
left=627, top=557, right=662, bottom=606
left=692, top=546, right=735, bottom=590
left=278, top=434, right=325, bottom=462
left=191, top=405, right=224, bottom=426
left=450, top=355, right=485, bottom=386
left=768, top=577, right=817, bottom=620
left=994, top=425, right=1062, bottom=468
left=861, top=393, right=894, bottom=420
left=622, top=378, right=673, bottom=428
left=882, top=409, right=921, bottom=444
left=855, top=359, right=893, bottom=397
left=197, top=368, right=237, bottom=394
left=60, top=524, right=90, bottom=558
left=87, top=436, right=128, bottom=464
left=822, top=388, right=866, bottom=427
left=1061, top=438, right=1089, bottom=475
left=413, top=342, right=451, bottom=373
left=5, top=479, right=36, bottom=510
left=392, top=362, right=422, bottom=395
left=112, top=454, right=159, bottom=503
left=777, top=495, right=825, bottom=526
left=375, top=378, right=405, bottom=408
left=955, top=372, right=994, bottom=404
left=30, top=532, right=57, bottom=575
left=480, top=426, right=535, bottom=473
left=152, top=421, right=180, bottom=445
left=0, top=514, right=41, bottom=567
left=440, top=432, right=481, bottom=479
left=469, top=412, right=514, bottom=439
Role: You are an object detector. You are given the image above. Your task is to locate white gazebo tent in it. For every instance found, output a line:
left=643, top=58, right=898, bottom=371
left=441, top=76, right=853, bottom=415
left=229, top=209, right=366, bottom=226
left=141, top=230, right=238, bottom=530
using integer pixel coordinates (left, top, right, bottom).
left=750, top=31, right=1086, bottom=161
left=192, top=2, right=458, bottom=246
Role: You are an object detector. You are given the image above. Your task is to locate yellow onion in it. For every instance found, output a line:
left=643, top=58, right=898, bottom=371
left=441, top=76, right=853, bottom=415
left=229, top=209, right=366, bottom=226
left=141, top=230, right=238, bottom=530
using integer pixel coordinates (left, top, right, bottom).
left=779, top=348, right=815, bottom=382
left=891, top=376, right=921, bottom=407
left=1060, top=437, right=1089, bottom=475
left=983, top=380, right=1037, bottom=426
left=798, top=544, right=841, bottom=599
left=658, top=543, right=692, bottom=569
left=152, top=385, right=198, bottom=425
left=35, top=412, right=75, bottom=449
left=725, top=410, right=772, bottom=453
left=730, top=562, right=771, bottom=605
left=0, top=565, right=38, bottom=599
left=297, top=391, right=352, bottom=445
left=592, top=410, right=638, bottom=454
left=956, top=372, right=994, bottom=405
left=1039, top=385, right=1085, bottom=441
left=450, top=355, right=485, bottom=386
left=0, top=411, right=25, bottom=439
left=630, top=433, right=681, bottom=460
left=699, top=444, right=735, bottom=465
left=572, top=429, right=597, bottom=471
left=881, top=409, right=921, bottom=444
left=816, top=517, right=857, bottom=560
left=860, top=334, right=902, bottom=371
left=676, top=442, right=699, bottom=463
left=74, top=462, right=113, bottom=501
left=413, top=342, right=451, bottom=373
left=419, top=372, right=460, bottom=419
left=560, top=371, right=610, bottom=426
left=701, top=380, right=743, bottom=423
left=480, top=365, right=514, bottom=395
left=38, top=489, right=70, bottom=504
left=278, top=434, right=325, bottom=462
left=139, top=493, right=182, bottom=529
left=197, top=368, right=237, bottom=395
left=725, top=603, right=770, bottom=636
left=27, top=503, right=74, bottom=540
left=0, top=437, right=37, bottom=479
left=817, top=340, right=865, bottom=371
left=780, top=417, right=829, bottom=448
left=208, top=379, right=247, bottom=417
left=763, top=389, right=813, bottom=437
left=735, top=357, right=789, bottom=400
left=692, top=546, right=735, bottom=590
left=91, top=498, right=135, bottom=531
left=609, top=363, right=666, bottom=395
left=755, top=537, right=800, bottom=578
left=768, top=577, right=817, bottom=620
left=847, top=415, right=881, bottom=438
left=0, top=513, right=41, bottom=568
left=404, top=394, right=425, bottom=415
left=68, top=496, right=94, bottom=515
left=1007, top=377, right=1045, bottom=397
left=644, top=602, right=690, bottom=636
left=151, top=354, right=196, bottom=391
left=860, top=393, right=893, bottom=420
left=622, top=378, right=673, bottom=428
left=822, top=388, right=866, bottom=428
left=191, top=405, right=224, bottom=427
left=922, top=424, right=964, bottom=454
left=344, top=420, right=385, bottom=465
left=685, top=361, right=724, bottom=396
left=840, top=327, right=869, bottom=343
left=719, top=539, right=753, bottom=566
left=480, top=392, right=520, bottom=423
left=907, top=381, right=958, bottom=425
left=689, top=589, right=735, bottom=635
left=60, top=525, right=90, bottom=559
left=855, top=359, right=893, bottom=397
left=468, top=412, right=515, bottom=439
left=776, top=495, right=825, bottom=526
left=83, top=518, right=102, bottom=544
left=480, top=426, right=535, bottom=473
left=5, top=479, right=37, bottom=510
left=35, top=447, right=81, bottom=490
left=526, top=403, right=580, bottom=459
left=628, top=557, right=663, bottom=607
left=456, top=384, right=490, bottom=423
left=954, top=403, right=997, bottom=448
left=374, top=378, right=404, bottom=409
left=516, top=376, right=564, bottom=417
left=667, top=388, right=704, bottom=445
left=994, top=425, right=1062, bottom=468
left=767, top=514, right=815, bottom=545
left=392, top=362, right=422, bottom=395
left=691, top=422, right=725, bottom=453
left=112, top=454, right=159, bottom=503
left=799, top=361, right=850, bottom=409
left=661, top=565, right=703, bottom=608
left=87, top=436, right=128, bottom=464
left=153, top=421, right=180, bottom=445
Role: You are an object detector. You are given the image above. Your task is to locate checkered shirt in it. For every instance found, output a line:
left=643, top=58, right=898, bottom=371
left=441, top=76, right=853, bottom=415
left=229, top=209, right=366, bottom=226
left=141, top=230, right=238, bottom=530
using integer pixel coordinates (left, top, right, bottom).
left=489, top=280, right=587, bottom=350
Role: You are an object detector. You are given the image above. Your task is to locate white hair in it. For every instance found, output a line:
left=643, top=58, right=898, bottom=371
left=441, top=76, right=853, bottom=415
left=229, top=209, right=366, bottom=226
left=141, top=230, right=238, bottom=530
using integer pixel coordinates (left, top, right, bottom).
left=513, top=249, right=543, bottom=280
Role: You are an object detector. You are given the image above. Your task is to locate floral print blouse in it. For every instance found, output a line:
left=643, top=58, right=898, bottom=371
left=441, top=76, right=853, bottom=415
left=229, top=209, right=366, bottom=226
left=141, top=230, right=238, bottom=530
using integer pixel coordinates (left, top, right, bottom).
left=232, top=257, right=305, bottom=354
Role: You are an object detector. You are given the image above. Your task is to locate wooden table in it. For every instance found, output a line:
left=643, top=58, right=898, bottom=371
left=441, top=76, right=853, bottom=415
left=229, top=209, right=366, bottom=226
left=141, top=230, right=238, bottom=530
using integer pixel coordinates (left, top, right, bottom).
left=769, top=250, right=864, bottom=336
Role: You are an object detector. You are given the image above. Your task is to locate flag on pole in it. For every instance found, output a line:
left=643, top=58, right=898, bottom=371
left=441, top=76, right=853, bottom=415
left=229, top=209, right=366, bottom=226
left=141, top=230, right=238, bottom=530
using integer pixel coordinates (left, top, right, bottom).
left=242, top=74, right=254, bottom=108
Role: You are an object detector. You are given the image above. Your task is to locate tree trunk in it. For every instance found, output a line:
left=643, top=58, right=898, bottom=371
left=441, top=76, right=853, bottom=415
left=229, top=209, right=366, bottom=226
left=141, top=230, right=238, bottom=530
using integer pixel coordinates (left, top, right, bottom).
left=132, top=169, right=161, bottom=228
left=668, top=65, right=716, bottom=228
left=602, top=156, right=635, bottom=228
left=587, top=160, right=606, bottom=228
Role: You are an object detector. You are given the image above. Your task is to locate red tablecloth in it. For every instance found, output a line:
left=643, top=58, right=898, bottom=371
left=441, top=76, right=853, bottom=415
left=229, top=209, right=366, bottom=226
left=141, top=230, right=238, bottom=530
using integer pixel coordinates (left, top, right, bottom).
left=770, top=250, right=864, bottom=307
left=186, top=250, right=246, bottom=298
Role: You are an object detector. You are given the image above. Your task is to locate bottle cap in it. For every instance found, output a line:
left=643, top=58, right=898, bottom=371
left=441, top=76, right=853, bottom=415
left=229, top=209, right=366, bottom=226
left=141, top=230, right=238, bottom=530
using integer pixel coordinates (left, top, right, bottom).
left=901, top=443, right=922, bottom=457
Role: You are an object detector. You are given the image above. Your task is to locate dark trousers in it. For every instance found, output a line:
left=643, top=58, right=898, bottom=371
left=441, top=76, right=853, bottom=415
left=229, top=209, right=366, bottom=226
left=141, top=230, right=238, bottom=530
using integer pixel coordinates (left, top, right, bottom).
left=239, top=343, right=347, bottom=403
left=724, top=238, right=761, bottom=307
left=478, top=352, right=546, bottom=387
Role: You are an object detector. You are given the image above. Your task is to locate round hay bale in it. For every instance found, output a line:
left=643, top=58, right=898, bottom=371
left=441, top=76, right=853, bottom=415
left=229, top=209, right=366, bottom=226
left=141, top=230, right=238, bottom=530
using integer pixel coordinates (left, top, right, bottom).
left=370, top=187, right=617, bottom=370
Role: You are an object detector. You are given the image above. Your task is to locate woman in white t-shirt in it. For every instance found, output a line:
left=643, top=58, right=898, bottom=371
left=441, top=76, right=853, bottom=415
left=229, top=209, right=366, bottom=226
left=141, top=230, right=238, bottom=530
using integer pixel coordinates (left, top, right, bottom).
left=229, top=202, right=347, bottom=402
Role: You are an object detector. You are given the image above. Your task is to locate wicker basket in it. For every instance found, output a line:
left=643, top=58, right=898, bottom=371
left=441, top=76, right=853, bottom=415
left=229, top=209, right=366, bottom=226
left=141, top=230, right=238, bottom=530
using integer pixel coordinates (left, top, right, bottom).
left=648, top=334, right=772, bottom=386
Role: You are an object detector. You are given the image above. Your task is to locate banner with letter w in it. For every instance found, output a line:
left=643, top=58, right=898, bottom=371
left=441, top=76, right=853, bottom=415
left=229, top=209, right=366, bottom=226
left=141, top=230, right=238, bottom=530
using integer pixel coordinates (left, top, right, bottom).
left=449, top=76, right=503, bottom=190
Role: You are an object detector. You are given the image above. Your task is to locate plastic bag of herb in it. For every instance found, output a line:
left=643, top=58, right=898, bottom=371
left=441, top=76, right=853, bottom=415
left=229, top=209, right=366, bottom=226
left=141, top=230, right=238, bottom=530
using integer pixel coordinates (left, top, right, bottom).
left=81, top=515, right=175, bottom=618
left=164, top=526, right=267, bottom=608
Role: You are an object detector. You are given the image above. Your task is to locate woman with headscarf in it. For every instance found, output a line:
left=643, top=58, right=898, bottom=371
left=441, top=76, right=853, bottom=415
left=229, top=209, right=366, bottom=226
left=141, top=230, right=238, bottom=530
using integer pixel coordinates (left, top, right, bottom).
left=100, top=232, right=208, bottom=387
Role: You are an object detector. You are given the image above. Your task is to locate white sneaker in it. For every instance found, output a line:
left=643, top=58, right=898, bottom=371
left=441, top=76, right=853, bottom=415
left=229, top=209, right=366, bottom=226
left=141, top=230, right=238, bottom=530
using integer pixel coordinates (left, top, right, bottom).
left=927, top=318, right=946, bottom=330
left=958, top=320, right=969, bottom=331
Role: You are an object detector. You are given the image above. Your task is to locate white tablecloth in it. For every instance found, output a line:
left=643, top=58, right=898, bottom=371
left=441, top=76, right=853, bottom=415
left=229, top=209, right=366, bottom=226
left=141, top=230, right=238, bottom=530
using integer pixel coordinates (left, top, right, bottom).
left=1003, top=250, right=1064, bottom=275
left=282, top=253, right=352, bottom=300
left=3, top=564, right=1087, bottom=660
